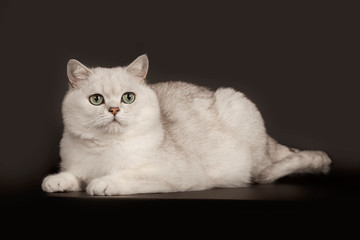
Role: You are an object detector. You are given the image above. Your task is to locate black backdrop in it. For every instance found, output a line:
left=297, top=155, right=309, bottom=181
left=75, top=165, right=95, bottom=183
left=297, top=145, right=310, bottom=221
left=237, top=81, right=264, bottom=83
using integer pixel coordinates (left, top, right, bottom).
left=0, top=1, right=359, bottom=195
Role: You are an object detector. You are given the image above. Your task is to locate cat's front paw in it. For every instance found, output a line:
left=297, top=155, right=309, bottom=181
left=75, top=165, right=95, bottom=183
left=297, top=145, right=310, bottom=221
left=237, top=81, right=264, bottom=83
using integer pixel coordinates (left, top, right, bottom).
left=86, top=177, right=128, bottom=196
left=42, top=172, right=81, bottom=192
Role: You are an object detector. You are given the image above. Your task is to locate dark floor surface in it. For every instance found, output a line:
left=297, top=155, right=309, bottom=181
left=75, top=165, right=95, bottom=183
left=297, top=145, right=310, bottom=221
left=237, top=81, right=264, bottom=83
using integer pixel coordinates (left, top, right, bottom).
left=3, top=171, right=359, bottom=218
left=2, top=172, right=359, bottom=235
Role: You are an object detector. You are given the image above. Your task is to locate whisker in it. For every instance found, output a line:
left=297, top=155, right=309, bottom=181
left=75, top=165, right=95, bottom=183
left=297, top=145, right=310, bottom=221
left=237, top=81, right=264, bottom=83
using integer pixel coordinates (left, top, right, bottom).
left=84, top=115, right=112, bottom=129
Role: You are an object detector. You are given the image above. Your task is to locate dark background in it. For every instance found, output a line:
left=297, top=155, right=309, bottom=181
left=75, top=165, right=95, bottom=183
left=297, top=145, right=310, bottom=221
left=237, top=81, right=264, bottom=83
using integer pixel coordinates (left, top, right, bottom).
left=0, top=0, right=359, bottom=197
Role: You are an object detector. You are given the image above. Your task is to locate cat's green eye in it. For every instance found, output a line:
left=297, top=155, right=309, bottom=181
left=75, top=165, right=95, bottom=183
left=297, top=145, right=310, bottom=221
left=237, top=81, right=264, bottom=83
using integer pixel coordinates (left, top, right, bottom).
left=122, top=92, right=136, bottom=104
left=89, top=94, right=104, bottom=105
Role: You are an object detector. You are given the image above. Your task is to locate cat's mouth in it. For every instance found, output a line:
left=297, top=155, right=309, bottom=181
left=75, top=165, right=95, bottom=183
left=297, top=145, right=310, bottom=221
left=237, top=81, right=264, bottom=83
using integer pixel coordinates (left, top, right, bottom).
left=99, top=117, right=121, bottom=130
left=110, top=118, right=120, bottom=124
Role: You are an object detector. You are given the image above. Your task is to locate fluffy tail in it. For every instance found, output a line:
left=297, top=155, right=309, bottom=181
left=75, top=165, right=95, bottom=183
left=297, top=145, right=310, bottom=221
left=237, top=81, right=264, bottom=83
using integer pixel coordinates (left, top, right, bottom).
left=254, top=136, right=332, bottom=184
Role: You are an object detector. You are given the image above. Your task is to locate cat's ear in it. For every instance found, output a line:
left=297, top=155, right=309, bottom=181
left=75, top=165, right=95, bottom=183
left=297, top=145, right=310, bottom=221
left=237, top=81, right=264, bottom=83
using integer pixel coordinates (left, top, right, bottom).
left=67, top=59, right=93, bottom=88
left=125, top=54, right=149, bottom=81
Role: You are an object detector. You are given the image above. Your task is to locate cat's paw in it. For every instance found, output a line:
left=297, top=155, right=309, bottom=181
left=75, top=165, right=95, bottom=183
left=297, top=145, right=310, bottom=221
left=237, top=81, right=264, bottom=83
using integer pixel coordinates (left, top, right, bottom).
left=86, top=177, right=127, bottom=196
left=42, top=172, right=81, bottom=192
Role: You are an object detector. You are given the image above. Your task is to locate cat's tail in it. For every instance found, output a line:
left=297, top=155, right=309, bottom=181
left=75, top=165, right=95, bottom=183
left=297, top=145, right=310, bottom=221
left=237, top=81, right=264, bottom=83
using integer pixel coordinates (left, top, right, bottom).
left=266, top=136, right=302, bottom=162
left=254, top=136, right=332, bottom=184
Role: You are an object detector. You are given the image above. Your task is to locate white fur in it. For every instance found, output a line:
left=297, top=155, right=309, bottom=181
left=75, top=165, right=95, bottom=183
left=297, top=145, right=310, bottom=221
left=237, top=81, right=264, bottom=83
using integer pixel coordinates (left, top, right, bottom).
left=42, top=55, right=331, bottom=195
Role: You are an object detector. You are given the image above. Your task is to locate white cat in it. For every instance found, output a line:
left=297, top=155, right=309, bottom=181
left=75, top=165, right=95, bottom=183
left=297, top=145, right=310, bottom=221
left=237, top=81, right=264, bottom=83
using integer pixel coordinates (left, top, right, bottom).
left=42, top=55, right=331, bottom=195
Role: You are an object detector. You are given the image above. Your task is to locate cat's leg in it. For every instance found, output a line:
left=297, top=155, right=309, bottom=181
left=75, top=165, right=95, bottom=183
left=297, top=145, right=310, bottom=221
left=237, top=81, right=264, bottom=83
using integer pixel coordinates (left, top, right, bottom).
left=42, top=172, right=83, bottom=192
left=86, top=168, right=181, bottom=196
left=255, top=150, right=331, bottom=184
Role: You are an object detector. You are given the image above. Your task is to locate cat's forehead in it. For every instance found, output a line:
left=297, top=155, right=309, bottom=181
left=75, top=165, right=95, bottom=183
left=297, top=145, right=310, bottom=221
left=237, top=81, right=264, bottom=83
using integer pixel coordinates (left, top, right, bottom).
left=86, top=67, right=134, bottom=95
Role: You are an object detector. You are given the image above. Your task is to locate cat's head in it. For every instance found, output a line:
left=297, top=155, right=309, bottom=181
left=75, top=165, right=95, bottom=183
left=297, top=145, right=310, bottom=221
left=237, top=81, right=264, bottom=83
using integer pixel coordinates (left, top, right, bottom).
left=62, top=55, right=160, bottom=139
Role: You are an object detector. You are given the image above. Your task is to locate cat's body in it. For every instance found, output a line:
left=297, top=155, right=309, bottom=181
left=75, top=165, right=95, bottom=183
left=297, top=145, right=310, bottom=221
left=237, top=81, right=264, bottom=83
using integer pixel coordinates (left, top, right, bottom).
left=42, top=55, right=331, bottom=195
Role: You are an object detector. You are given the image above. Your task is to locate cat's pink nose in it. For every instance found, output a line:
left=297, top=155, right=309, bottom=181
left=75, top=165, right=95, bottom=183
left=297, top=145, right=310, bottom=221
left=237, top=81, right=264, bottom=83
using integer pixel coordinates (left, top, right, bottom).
left=109, top=107, right=120, bottom=115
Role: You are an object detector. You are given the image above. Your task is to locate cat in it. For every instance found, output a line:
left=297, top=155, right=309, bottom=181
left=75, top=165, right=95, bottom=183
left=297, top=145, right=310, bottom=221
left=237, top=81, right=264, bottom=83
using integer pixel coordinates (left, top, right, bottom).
left=42, top=54, right=331, bottom=195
